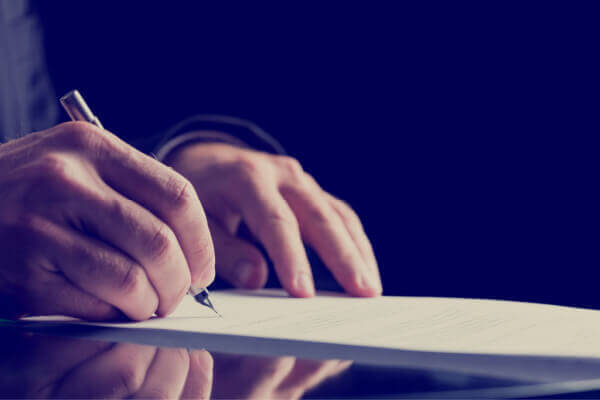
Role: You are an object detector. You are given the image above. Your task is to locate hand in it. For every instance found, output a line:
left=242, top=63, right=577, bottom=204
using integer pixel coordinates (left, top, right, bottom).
left=0, top=122, right=214, bottom=320
left=166, top=141, right=381, bottom=297
left=55, top=346, right=213, bottom=399
left=212, top=353, right=351, bottom=399
left=0, top=331, right=213, bottom=399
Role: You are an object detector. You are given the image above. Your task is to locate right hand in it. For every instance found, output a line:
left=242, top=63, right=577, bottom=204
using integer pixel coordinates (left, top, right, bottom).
left=0, top=122, right=215, bottom=320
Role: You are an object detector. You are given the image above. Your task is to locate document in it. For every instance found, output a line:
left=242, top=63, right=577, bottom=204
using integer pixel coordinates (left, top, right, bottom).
left=20, top=289, right=600, bottom=379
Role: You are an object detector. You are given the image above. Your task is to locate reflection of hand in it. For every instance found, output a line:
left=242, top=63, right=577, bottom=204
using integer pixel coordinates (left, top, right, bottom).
left=0, top=122, right=214, bottom=320
left=0, top=331, right=213, bottom=398
left=212, top=353, right=351, bottom=399
left=55, top=345, right=213, bottom=399
left=167, top=142, right=382, bottom=298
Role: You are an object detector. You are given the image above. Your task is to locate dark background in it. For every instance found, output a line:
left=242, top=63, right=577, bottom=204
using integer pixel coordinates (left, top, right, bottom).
left=38, top=3, right=596, bottom=307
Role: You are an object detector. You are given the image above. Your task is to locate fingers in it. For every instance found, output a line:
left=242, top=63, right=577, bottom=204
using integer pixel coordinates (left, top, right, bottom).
left=281, top=183, right=381, bottom=297
left=212, top=353, right=296, bottom=399
left=99, top=145, right=215, bottom=288
left=134, top=348, right=190, bottom=399
left=52, top=343, right=207, bottom=400
left=11, top=336, right=113, bottom=398
left=208, top=216, right=268, bottom=289
left=279, top=171, right=381, bottom=296
left=225, top=154, right=380, bottom=298
left=234, top=180, right=314, bottom=297
left=53, top=342, right=156, bottom=398
left=53, top=122, right=215, bottom=289
left=181, top=349, right=214, bottom=399
left=278, top=359, right=353, bottom=398
left=159, top=142, right=380, bottom=298
left=324, top=192, right=381, bottom=286
left=12, top=268, right=121, bottom=321
left=72, top=185, right=192, bottom=317
left=32, top=217, right=159, bottom=321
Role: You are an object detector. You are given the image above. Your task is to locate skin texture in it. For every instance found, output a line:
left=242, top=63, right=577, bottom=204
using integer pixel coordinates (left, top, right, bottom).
left=0, top=332, right=213, bottom=399
left=166, top=140, right=382, bottom=298
left=0, top=122, right=215, bottom=320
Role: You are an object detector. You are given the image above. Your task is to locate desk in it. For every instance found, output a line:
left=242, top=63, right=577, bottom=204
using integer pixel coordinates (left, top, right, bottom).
left=1, top=325, right=600, bottom=399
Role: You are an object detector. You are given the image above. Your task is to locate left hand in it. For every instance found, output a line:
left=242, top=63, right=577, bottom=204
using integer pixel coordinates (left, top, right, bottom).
left=166, top=141, right=381, bottom=298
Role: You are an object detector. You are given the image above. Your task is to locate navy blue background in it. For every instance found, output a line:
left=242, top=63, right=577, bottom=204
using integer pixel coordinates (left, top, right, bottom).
left=38, top=3, right=596, bottom=307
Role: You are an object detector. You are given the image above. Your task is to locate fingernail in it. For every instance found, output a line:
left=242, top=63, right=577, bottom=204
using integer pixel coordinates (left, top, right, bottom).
left=234, top=262, right=255, bottom=287
left=294, top=273, right=315, bottom=296
left=194, top=267, right=215, bottom=288
left=360, top=274, right=382, bottom=294
left=373, top=274, right=383, bottom=293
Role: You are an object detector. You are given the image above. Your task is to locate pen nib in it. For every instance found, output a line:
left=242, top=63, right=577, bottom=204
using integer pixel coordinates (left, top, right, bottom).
left=193, top=290, right=222, bottom=317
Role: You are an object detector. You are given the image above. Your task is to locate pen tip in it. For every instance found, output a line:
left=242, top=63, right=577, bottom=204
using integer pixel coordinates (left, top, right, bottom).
left=192, top=289, right=221, bottom=317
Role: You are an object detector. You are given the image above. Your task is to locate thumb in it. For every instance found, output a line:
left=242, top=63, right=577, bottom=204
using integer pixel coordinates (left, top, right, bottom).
left=208, top=217, right=268, bottom=289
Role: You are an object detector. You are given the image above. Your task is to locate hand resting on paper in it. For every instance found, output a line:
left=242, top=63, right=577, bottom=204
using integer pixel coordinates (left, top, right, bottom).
left=166, top=141, right=382, bottom=298
left=0, top=122, right=215, bottom=321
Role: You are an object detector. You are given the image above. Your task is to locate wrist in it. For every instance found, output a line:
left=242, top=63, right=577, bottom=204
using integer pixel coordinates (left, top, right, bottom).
left=165, top=141, right=235, bottom=172
left=156, top=130, right=248, bottom=165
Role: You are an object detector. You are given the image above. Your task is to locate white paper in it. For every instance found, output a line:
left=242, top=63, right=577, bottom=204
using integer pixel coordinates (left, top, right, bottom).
left=23, top=289, right=600, bottom=379
left=27, top=289, right=600, bottom=357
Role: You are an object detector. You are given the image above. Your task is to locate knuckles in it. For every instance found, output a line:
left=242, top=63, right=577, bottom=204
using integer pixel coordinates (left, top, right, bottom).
left=117, top=265, right=156, bottom=320
left=4, top=212, right=51, bottom=240
left=304, top=204, right=330, bottom=225
left=145, top=222, right=178, bottom=262
left=331, top=196, right=363, bottom=225
left=228, top=157, right=264, bottom=182
left=170, top=347, right=191, bottom=365
left=53, top=121, right=109, bottom=151
left=118, top=264, right=146, bottom=297
left=165, top=174, right=198, bottom=213
left=24, top=153, right=94, bottom=202
left=33, top=153, right=74, bottom=182
left=272, top=155, right=308, bottom=188
left=111, top=354, right=148, bottom=394
left=218, top=153, right=308, bottom=189
left=261, top=210, right=299, bottom=232
left=50, top=121, right=132, bottom=162
left=333, top=251, right=360, bottom=272
left=274, top=155, right=304, bottom=180
left=225, top=154, right=307, bottom=186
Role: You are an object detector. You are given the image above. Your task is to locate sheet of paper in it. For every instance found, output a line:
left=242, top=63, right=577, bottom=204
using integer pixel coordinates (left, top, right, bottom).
left=27, top=289, right=600, bottom=360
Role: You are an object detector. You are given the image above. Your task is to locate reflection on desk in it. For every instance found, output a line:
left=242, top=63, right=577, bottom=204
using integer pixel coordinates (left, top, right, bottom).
left=0, top=328, right=350, bottom=399
left=3, top=327, right=600, bottom=399
left=0, top=329, right=212, bottom=398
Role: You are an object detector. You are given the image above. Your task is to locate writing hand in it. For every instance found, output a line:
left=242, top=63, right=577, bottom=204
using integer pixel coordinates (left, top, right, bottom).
left=0, top=122, right=214, bottom=320
left=167, top=142, right=381, bottom=297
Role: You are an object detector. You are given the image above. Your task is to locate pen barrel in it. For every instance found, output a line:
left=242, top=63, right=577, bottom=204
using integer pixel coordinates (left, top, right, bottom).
left=60, top=90, right=103, bottom=128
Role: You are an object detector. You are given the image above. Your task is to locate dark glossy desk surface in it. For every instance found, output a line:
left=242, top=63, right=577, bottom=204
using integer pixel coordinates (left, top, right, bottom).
left=2, top=326, right=600, bottom=399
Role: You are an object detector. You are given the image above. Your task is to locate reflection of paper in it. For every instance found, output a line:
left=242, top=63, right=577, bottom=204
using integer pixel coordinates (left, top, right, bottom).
left=23, top=289, right=600, bottom=378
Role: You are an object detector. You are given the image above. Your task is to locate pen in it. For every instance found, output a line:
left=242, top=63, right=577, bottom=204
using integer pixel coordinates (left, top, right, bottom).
left=60, top=89, right=220, bottom=317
